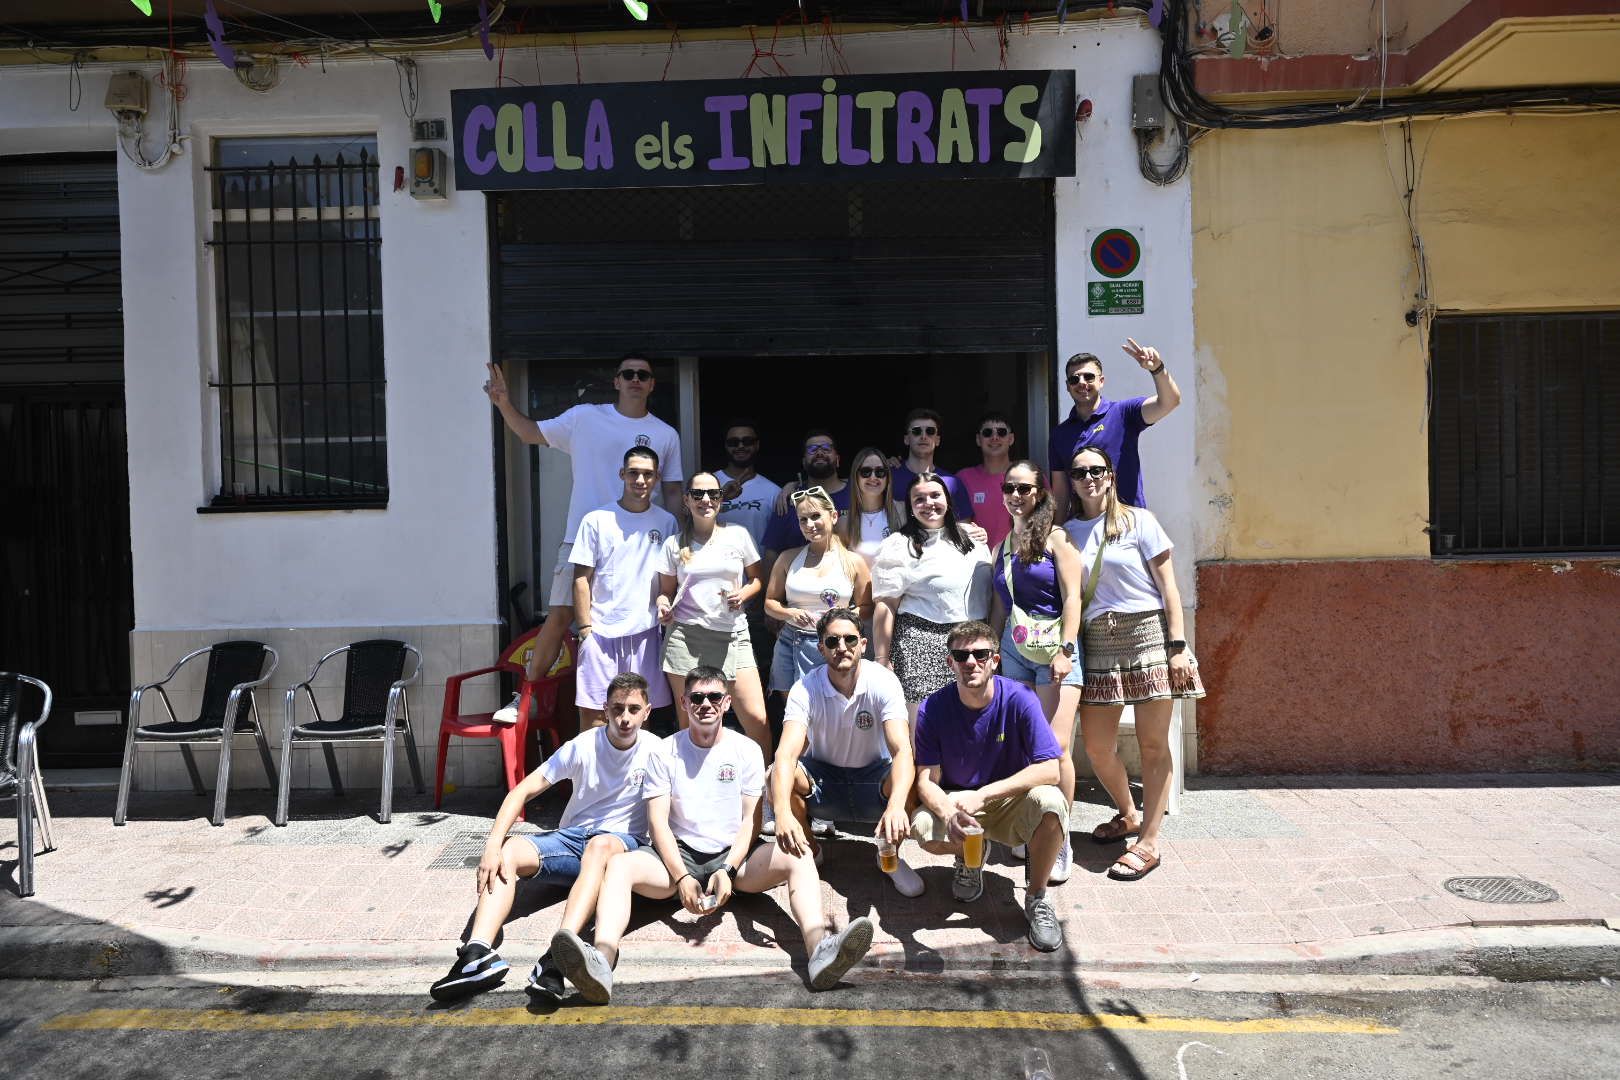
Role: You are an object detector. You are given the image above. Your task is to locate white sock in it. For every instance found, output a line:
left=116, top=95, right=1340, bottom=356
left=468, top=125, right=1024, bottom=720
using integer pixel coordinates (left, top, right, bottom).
left=466, top=938, right=492, bottom=952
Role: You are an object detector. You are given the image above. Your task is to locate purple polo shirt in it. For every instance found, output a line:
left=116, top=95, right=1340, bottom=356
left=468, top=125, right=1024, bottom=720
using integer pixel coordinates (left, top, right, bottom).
left=1047, top=396, right=1151, bottom=508
left=889, top=465, right=975, bottom=523
left=914, top=676, right=1060, bottom=791
left=761, top=482, right=852, bottom=554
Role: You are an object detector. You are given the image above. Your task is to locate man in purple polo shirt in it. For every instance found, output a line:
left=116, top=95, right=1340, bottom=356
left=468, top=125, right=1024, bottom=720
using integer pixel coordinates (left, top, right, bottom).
left=1049, top=338, right=1182, bottom=521
left=909, top=620, right=1068, bottom=952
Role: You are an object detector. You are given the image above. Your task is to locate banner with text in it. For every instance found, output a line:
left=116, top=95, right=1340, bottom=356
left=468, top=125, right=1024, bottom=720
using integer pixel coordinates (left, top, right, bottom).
left=451, top=70, right=1076, bottom=191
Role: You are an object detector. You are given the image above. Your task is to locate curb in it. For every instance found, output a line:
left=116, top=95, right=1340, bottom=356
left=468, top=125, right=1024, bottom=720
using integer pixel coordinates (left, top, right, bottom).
left=4, top=921, right=1617, bottom=984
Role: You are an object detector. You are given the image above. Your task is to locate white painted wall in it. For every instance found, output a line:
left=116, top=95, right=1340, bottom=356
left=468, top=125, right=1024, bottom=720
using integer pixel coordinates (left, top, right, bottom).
left=0, top=14, right=1195, bottom=637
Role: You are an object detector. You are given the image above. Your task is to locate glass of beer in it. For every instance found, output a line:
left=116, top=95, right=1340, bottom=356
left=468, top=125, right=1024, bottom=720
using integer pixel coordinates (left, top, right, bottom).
left=878, top=838, right=898, bottom=873
left=960, top=821, right=985, bottom=869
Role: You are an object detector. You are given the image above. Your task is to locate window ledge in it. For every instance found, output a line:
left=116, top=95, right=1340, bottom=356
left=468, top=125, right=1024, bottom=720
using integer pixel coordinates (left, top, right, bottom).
left=198, top=498, right=388, bottom=514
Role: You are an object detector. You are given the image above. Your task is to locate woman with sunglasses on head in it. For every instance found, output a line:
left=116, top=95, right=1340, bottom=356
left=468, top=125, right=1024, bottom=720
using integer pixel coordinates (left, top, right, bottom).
left=1065, top=446, right=1205, bottom=883
left=871, top=473, right=993, bottom=720
left=657, top=472, right=773, bottom=762
left=838, top=447, right=906, bottom=570
left=987, top=461, right=1085, bottom=884
left=764, top=487, right=872, bottom=695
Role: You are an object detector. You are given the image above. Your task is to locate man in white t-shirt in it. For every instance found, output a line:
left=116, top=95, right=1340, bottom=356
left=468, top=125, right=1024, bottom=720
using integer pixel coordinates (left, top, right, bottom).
left=551, top=666, right=875, bottom=1002
left=429, top=672, right=660, bottom=1003
left=484, top=354, right=684, bottom=718
left=772, top=608, right=924, bottom=897
left=571, top=446, right=679, bottom=727
left=714, top=419, right=781, bottom=550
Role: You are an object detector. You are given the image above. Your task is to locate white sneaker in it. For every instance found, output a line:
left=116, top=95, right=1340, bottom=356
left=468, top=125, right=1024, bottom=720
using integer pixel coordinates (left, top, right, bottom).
left=882, top=854, right=926, bottom=898
left=1046, top=838, right=1073, bottom=885
left=550, top=929, right=613, bottom=1005
left=807, top=917, right=874, bottom=990
left=811, top=817, right=836, bottom=837
left=490, top=694, right=521, bottom=725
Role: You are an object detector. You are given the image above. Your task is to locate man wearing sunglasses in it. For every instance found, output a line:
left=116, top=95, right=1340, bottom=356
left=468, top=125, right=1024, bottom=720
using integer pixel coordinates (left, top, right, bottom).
left=771, top=609, right=923, bottom=897
left=552, top=665, right=876, bottom=1001
left=889, top=408, right=974, bottom=522
left=485, top=353, right=685, bottom=724
left=761, top=428, right=852, bottom=562
left=957, top=410, right=1018, bottom=549
left=714, top=420, right=781, bottom=551
left=910, top=621, right=1069, bottom=953
left=1048, top=339, right=1181, bottom=522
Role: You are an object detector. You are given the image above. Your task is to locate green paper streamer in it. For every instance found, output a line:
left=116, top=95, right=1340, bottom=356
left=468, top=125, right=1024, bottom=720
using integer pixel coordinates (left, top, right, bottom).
left=623, top=0, right=649, bottom=20
left=130, top=0, right=153, bottom=13
left=427, top=0, right=442, bottom=24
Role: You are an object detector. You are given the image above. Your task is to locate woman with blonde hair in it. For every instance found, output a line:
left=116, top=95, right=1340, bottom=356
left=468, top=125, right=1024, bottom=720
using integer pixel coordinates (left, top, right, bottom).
left=1065, top=446, right=1205, bottom=882
left=764, top=486, right=872, bottom=693
left=838, top=447, right=905, bottom=569
left=656, top=471, right=771, bottom=760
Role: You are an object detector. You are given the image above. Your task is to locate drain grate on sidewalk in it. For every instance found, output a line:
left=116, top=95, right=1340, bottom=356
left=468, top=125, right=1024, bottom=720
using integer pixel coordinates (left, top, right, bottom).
left=1443, top=876, right=1560, bottom=904
left=429, top=831, right=496, bottom=870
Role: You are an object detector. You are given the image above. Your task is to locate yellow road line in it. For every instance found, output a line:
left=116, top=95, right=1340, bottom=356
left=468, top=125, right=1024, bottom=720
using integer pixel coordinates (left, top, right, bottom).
left=43, top=1005, right=1396, bottom=1036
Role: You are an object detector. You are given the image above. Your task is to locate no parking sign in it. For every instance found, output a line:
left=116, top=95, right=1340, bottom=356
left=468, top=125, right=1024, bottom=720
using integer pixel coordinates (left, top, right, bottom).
left=1085, top=226, right=1144, bottom=316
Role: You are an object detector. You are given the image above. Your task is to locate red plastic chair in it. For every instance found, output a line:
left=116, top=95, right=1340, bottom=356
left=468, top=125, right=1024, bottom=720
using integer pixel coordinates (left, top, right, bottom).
left=436, top=630, right=575, bottom=820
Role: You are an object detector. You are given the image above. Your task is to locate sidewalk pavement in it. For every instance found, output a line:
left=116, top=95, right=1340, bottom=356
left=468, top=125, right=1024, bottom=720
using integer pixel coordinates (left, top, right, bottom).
left=4, top=774, right=1618, bottom=984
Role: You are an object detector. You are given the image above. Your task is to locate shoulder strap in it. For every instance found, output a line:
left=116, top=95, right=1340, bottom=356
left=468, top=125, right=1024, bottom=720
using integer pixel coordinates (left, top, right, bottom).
left=999, top=535, right=1017, bottom=598
left=1081, top=532, right=1108, bottom=614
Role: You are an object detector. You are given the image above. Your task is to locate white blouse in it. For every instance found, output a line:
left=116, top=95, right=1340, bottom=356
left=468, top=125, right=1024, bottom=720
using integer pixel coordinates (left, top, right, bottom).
left=871, top=528, right=992, bottom=624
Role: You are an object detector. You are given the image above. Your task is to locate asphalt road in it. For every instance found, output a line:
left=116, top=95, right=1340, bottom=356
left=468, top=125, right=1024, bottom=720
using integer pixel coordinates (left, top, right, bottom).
left=2, top=971, right=1617, bottom=1079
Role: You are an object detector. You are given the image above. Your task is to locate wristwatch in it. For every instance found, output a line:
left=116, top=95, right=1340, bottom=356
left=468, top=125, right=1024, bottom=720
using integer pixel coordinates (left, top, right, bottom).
left=1167, top=638, right=1187, bottom=653
left=1060, top=642, right=1077, bottom=658
left=722, top=863, right=741, bottom=881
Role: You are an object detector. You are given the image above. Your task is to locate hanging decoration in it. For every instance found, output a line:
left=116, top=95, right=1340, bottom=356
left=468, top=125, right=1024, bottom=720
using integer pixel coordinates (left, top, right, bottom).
left=1227, top=0, right=1247, bottom=56
left=1148, top=0, right=1166, bottom=25
left=477, top=0, right=494, bottom=60
left=661, top=22, right=682, bottom=81
left=129, top=0, right=153, bottom=13
left=203, top=0, right=236, bottom=70
left=427, top=0, right=442, bottom=24
left=622, top=0, right=650, bottom=20
left=1057, top=0, right=1069, bottom=25
left=960, top=0, right=970, bottom=21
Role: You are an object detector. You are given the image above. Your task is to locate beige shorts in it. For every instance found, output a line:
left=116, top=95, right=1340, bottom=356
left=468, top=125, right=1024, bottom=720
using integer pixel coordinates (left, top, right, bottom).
left=910, top=785, right=1068, bottom=848
left=661, top=622, right=757, bottom=681
left=548, top=542, right=575, bottom=609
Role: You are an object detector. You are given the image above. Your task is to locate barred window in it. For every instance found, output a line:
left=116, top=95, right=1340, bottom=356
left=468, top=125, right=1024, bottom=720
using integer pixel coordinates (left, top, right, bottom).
left=1429, top=312, right=1620, bottom=556
left=204, top=136, right=386, bottom=509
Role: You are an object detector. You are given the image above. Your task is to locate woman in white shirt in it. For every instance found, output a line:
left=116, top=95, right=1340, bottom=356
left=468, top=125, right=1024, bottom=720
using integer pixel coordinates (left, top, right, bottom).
left=1064, top=446, right=1205, bottom=883
left=764, top=487, right=872, bottom=695
left=837, top=447, right=904, bottom=569
left=871, top=472, right=992, bottom=714
left=657, top=473, right=771, bottom=761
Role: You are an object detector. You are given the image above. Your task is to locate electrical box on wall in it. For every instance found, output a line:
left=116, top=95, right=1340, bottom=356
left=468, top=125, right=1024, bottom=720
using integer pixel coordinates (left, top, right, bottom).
left=410, top=146, right=448, bottom=199
left=1131, top=73, right=1165, bottom=132
left=105, top=71, right=148, bottom=116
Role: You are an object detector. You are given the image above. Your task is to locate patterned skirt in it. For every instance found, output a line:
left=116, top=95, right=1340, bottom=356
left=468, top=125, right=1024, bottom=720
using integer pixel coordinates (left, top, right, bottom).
left=1081, top=610, right=1207, bottom=707
left=892, top=612, right=955, bottom=704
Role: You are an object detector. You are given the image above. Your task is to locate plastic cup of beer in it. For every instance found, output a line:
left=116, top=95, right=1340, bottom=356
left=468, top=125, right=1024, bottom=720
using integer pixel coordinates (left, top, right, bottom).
left=699, top=892, right=718, bottom=912
left=960, top=821, right=985, bottom=869
left=878, top=838, right=899, bottom=873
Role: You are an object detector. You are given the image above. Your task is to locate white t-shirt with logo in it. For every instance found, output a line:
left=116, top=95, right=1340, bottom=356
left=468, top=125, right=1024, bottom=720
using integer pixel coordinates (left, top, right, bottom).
left=657, top=524, right=761, bottom=634
left=783, top=660, right=907, bottom=769
left=571, top=502, right=679, bottom=637
left=1064, top=510, right=1174, bottom=619
left=716, top=470, right=782, bottom=550
left=538, top=726, right=660, bottom=837
left=643, top=728, right=765, bottom=853
left=538, top=403, right=684, bottom=541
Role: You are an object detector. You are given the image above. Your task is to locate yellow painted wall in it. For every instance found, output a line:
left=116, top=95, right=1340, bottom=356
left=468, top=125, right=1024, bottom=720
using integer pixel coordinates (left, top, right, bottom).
left=1192, top=112, right=1620, bottom=561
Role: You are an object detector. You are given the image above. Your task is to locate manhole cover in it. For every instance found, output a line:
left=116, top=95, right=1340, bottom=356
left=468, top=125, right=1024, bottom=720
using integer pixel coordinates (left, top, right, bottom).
left=1443, top=876, right=1560, bottom=904
left=428, top=831, right=493, bottom=870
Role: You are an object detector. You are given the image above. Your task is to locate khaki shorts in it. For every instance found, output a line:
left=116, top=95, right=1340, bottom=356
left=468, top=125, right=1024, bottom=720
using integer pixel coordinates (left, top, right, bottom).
left=910, top=785, right=1068, bottom=848
left=661, top=622, right=756, bottom=681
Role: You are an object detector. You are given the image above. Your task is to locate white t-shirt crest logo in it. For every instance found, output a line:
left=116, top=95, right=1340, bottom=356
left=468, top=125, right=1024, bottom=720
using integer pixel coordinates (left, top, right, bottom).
left=717, top=764, right=736, bottom=782
left=627, top=768, right=646, bottom=788
left=634, top=434, right=651, bottom=447
left=648, top=530, right=664, bottom=545
left=855, top=710, right=875, bottom=730
left=820, top=588, right=840, bottom=609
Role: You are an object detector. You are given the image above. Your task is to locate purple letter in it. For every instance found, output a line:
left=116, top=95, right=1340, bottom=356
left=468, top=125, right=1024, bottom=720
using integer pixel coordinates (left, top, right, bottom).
left=464, top=105, right=497, bottom=175
left=965, top=87, right=1004, bottom=164
left=786, top=92, right=821, bottom=166
left=896, top=91, right=935, bottom=164
left=705, top=94, right=750, bottom=170
left=583, top=99, right=613, bottom=170
left=837, top=95, right=869, bottom=166
left=521, top=102, right=554, bottom=171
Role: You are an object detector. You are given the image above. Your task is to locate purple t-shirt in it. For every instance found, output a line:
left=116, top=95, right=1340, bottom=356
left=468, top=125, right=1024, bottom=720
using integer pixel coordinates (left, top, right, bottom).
left=890, top=465, right=975, bottom=522
left=762, top=482, right=852, bottom=554
left=914, top=676, right=1061, bottom=791
left=992, top=543, right=1062, bottom=618
left=1047, top=396, right=1151, bottom=508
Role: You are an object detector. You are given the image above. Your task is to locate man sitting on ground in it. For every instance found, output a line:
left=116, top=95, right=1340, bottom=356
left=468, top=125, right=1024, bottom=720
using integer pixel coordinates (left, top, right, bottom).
left=551, top=666, right=875, bottom=1002
left=771, top=608, right=924, bottom=897
left=910, top=621, right=1069, bottom=952
left=430, top=673, right=661, bottom=1002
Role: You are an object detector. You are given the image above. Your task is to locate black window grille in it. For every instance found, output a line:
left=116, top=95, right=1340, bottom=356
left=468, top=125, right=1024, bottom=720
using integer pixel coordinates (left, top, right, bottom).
left=204, top=136, right=386, bottom=509
left=1429, top=312, right=1620, bottom=556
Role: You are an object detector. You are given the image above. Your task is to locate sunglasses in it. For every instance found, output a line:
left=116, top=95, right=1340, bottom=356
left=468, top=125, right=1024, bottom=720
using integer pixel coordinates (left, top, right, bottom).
left=1066, top=372, right=1100, bottom=386
left=1001, top=482, right=1038, bottom=496
left=687, top=488, right=723, bottom=501
left=790, top=485, right=830, bottom=503
left=949, top=648, right=995, bottom=663
left=1068, top=465, right=1110, bottom=480
left=617, top=368, right=653, bottom=382
left=724, top=436, right=758, bottom=447
left=857, top=466, right=888, bottom=479
left=822, top=633, right=861, bottom=650
left=804, top=442, right=835, bottom=454
left=686, top=691, right=726, bottom=706
left=980, top=426, right=1010, bottom=438
left=908, top=425, right=938, bottom=437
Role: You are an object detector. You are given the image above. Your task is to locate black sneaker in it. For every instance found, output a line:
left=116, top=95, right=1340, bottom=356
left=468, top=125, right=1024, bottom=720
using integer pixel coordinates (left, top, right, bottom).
left=429, top=943, right=509, bottom=1002
left=524, top=951, right=566, bottom=1001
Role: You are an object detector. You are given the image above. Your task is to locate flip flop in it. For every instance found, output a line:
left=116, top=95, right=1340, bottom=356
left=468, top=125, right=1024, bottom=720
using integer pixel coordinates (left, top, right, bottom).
left=1090, top=814, right=1140, bottom=844
left=1106, top=843, right=1160, bottom=881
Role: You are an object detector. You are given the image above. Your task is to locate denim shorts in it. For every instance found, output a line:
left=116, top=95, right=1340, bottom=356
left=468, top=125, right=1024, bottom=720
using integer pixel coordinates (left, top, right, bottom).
left=769, top=626, right=824, bottom=692
left=800, top=756, right=892, bottom=822
left=523, top=826, right=642, bottom=885
left=998, top=623, right=1085, bottom=687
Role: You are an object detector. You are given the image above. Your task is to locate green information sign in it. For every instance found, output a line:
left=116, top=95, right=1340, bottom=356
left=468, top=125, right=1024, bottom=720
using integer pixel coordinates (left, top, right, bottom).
left=1088, top=279, right=1143, bottom=316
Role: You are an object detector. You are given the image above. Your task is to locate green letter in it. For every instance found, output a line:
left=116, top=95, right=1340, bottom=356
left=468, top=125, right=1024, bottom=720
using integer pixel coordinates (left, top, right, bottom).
left=635, top=133, right=661, bottom=170
left=854, top=90, right=895, bottom=165
left=552, top=101, right=583, bottom=170
left=495, top=103, right=523, bottom=173
left=749, top=93, right=788, bottom=167
left=937, top=88, right=973, bottom=165
left=1002, top=84, right=1042, bottom=164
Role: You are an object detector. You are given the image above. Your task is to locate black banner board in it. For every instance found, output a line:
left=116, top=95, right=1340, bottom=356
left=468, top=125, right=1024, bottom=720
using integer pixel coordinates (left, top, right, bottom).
left=450, top=70, right=1075, bottom=191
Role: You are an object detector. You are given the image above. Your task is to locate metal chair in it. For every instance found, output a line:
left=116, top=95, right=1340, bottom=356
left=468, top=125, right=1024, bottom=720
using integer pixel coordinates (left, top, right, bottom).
left=275, top=639, right=425, bottom=826
left=2, top=673, right=56, bottom=898
left=116, top=641, right=280, bottom=828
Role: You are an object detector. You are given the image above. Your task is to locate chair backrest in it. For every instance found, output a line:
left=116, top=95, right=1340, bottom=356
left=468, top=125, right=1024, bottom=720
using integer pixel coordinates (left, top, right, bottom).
left=197, top=641, right=270, bottom=728
left=340, top=640, right=409, bottom=724
left=0, top=672, right=19, bottom=775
